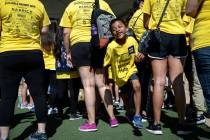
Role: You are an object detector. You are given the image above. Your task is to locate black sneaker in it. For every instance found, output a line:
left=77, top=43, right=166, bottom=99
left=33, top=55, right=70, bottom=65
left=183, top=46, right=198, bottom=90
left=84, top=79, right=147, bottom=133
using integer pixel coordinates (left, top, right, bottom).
left=187, top=114, right=206, bottom=125
left=28, top=132, right=47, bottom=140
left=177, top=124, right=192, bottom=135
left=146, top=124, right=163, bottom=135
left=69, top=113, right=82, bottom=120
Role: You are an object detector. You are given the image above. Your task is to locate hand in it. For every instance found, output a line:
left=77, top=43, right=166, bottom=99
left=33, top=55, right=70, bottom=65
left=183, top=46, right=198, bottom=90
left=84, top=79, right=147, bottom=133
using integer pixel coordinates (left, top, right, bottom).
left=66, top=52, right=73, bottom=68
left=134, top=52, right=145, bottom=62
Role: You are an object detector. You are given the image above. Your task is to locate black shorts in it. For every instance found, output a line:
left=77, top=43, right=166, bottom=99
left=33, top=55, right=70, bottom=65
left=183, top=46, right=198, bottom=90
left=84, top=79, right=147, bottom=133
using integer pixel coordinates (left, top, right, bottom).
left=91, top=46, right=106, bottom=68
left=71, top=42, right=92, bottom=67
left=148, top=32, right=187, bottom=59
left=71, top=42, right=106, bottom=68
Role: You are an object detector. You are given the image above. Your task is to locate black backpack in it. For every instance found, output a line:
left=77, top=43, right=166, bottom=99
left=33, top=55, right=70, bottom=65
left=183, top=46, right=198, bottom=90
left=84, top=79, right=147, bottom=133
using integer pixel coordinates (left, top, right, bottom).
left=90, top=0, right=116, bottom=49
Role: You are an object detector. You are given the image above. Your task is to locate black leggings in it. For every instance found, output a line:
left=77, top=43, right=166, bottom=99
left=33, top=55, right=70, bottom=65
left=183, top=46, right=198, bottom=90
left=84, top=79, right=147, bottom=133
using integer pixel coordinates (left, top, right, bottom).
left=56, top=78, right=81, bottom=114
left=0, top=50, right=47, bottom=126
left=44, top=70, right=56, bottom=107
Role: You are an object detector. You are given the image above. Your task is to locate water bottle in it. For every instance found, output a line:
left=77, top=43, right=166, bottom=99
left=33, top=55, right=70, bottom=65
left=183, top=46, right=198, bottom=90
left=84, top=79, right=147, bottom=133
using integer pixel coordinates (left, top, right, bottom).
left=91, top=24, right=98, bottom=36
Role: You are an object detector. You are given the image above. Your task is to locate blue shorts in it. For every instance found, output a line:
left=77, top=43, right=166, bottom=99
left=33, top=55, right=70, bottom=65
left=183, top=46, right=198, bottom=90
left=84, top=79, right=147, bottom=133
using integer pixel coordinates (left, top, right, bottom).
left=120, top=73, right=139, bottom=94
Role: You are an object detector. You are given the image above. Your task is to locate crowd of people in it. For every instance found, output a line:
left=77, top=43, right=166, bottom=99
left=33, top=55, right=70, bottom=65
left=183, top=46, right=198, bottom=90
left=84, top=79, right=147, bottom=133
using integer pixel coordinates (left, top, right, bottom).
left=0, top=0, right=210, bottom=140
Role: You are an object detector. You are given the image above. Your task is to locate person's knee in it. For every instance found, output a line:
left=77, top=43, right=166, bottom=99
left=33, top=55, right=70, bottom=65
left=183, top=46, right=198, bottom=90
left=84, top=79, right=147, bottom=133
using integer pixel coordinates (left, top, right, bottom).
left=133, top=82, right=141, bottom=93
left=153, top=79, right=166, bottom=87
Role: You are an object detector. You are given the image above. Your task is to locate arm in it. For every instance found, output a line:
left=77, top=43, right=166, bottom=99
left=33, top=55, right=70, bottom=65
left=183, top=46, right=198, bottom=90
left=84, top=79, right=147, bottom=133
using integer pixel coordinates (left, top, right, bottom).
left=41, top=26, right=49, bottom=35
left=143, top=13, right=151, bottom=30
left=63, top=27, right=71, bottom=53
left=63, top=27, right=73, bottom=66
left=186, top=0, right=204, bottom=18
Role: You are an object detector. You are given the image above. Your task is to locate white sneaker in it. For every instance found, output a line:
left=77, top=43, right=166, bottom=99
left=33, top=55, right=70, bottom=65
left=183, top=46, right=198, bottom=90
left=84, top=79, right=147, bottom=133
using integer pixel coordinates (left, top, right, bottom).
left=48, top=107, right=58, bottom=115
left=20, top=103, right=28, bottom=109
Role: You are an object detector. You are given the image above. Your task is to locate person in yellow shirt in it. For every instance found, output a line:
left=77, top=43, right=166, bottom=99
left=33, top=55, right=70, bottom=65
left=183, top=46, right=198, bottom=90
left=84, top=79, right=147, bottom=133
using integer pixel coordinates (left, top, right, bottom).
left=0, top=0, right=50, bottom=139
left=59, top=0, right=118, bottom=132
left=182, top=15, right=206, bottom=125
left=107, top=67, right=122, bottom=110
left=104, top=18, right=144, bottom=129
left=143, top=0, right=190, bottom=135
left=186, top=0, right=210, bottom=128
left=128, top=0, right=145, bottom=41
left=41, top=32, right=57, bottom=115
left=53, top=27, right=82, bottom=120
left=128, top=0, right=153, bottom=122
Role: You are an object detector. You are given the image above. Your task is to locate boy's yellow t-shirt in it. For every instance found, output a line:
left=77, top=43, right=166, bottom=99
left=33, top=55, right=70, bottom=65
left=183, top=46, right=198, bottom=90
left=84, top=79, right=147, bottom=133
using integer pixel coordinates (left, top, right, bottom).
left=142, top=0, right=186, bottom=34
left=56, top=71, right=79, bottom=79
left=59, top=0, right=114, bottom=46
left=104, top=36, right=138, bottom=87
left=42, top=49, right=56, bottom=70
left=191, top=0, right=210, bottom=51
left=128, top=5, right=145, bottom=41
left=0, top=0, right=51, bottom=52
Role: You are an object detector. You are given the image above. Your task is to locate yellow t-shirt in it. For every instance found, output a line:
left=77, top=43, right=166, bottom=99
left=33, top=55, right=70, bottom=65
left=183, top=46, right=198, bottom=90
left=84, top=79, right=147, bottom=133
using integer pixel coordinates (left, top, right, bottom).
left=142, top=0, right=186, bottom=34
left=59, top=0, right=114, bottom=46
left=183, top=15, right=195, bottom=46
left=128, top=5, right=145, bottom=41
left=56, top=71, right=79, bottom=79
left=104, top=36, right=138, bottom=87
left=191, top=0, right=210, bottom=51
left=183, top=16, right=194, bottom=34
left=42, top=49, right=56, bottom=70
left=0, top=0, right=51, bottom=52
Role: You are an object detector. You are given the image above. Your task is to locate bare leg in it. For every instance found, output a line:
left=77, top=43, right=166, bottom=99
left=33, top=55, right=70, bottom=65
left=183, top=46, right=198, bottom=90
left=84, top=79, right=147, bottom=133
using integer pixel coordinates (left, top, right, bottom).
left=79, top=66, right=96, bottom=123
left=37, top=123, right=46, bottom=133
left=168, top=56, right=186, bottom=124
left=21, top=81, right=28, bottom=105
left=0, top=127, right=9, bottom=139
left=95, top=68, right=115, bottom=119
left=131, top=79, right=141, bottom=116
left=151, top=59, right=167, bottom=125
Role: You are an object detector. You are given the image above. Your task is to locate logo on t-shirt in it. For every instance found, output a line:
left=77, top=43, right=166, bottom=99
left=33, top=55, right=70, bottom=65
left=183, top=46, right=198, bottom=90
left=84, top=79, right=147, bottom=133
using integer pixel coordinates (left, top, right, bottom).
left=128, top=46, right=135, bottom=55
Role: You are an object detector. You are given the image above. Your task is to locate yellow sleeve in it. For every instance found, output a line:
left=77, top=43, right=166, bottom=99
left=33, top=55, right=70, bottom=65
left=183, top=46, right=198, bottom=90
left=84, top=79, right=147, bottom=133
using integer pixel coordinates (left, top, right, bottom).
left=41, top=7, right=51, bottom=27
left=60, top=6, right=72, bottom=28
left=101, top=0, right=115, bottom=16
left=104, top=44, right=113, bottom=67
left=183, top=15, right=195, bottom=34
left=142, top=0, right=151, bottom=15
left=186, top=19, right=195, bottom=34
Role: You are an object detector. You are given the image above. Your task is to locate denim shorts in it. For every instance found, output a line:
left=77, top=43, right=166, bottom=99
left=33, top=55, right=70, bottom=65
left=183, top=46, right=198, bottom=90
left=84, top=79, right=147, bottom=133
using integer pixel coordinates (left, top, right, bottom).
left=120, top=73, right=139, bottom=94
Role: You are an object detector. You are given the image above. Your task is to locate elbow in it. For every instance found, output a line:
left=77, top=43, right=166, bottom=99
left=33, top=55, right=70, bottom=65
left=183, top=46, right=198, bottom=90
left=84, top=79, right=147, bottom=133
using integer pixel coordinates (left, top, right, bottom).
left=41, top=26, right=49, bottom=35
left=63, top=28, right=70, bottom=38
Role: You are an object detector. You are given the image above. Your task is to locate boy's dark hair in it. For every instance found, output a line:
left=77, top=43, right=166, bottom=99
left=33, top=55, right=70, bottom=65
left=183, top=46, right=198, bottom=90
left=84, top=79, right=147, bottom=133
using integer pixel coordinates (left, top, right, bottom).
left=41, top=32, right=55, bottom=47
left=110, top=18, right=128, bottom=32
